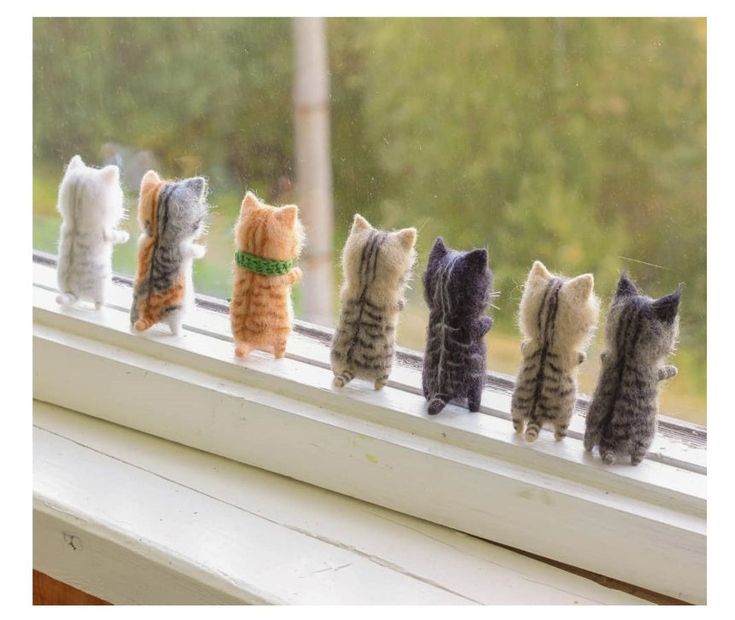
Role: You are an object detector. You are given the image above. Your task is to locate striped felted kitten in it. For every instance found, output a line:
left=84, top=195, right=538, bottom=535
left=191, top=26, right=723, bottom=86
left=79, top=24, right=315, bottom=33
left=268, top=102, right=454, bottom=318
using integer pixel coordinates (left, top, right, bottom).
left=130, top=170, right=208, bottom=335
left=56, top=155, right=129, bottom=308
left=511, top=261, right=599, bottom=442
left=422, top=237, right=494, bottom=416
left=331, top=214, right=417, bottom=390
left=583, top=273, right=680, bottom=465
left=230, top=191, right=304, bottom=359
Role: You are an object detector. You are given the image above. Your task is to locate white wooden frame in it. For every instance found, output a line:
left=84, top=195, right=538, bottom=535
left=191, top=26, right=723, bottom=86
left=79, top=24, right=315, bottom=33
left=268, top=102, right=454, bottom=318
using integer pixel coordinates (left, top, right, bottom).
left=32, top=255, right=706, bottom=603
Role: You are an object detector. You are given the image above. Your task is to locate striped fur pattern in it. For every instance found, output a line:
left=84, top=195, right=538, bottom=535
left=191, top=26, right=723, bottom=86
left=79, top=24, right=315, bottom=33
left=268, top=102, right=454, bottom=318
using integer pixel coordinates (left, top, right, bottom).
left=130, top=170, right=208, bottom=335
left=331, top=214, right=417, bottom=390
left=230, top=191, right=304, bottom=359
left=56, top=155, right=128, bottom=308
left=511, top=261, right=599, bottom=442
left=584, top=273, right=680, bottom=465
left=421, top=237, right=494, bottom=415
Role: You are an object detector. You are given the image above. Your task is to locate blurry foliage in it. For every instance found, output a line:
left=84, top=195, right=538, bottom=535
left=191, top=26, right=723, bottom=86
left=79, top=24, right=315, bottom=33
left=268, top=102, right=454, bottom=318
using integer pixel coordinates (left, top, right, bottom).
left=33, top=17, right=706, bottom=417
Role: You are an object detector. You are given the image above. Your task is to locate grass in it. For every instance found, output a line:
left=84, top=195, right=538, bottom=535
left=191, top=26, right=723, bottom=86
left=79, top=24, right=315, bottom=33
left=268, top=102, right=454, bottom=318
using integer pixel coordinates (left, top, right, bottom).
left=34, top=167, right=706, bottom=425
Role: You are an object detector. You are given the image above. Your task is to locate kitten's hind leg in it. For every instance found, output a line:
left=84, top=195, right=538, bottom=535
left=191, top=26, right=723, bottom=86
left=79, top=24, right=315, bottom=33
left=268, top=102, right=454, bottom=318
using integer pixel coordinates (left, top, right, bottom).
left=333, top=369, right=354, bottom=388
left=511, top=407, right=525, bottom=434
left=56, top=292, right=78, bottom=306
left=554, top=421, right=569, bottom=441
left=630, top=440, right=648, bottom=466
left=374, top=374, right=389, bottom=390
left=167, top=310, right=184, bottom=336
left=274, top=340, right=287, bottom=359
left=235, top=340, right=254, bottom=359
left=468, top=377, right=483, bottom=412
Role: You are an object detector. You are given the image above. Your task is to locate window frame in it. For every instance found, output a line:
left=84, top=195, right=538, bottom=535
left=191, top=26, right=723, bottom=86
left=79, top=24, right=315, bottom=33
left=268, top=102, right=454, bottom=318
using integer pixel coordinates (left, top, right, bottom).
left=32, top=251, right=707, bottom=603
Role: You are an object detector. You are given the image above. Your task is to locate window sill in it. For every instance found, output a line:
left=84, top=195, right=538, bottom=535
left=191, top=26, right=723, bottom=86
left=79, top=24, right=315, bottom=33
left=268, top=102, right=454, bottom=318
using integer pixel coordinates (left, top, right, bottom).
left=32, top=254, right=706, bottom=603
left=35, top=400, right=656, bottom=604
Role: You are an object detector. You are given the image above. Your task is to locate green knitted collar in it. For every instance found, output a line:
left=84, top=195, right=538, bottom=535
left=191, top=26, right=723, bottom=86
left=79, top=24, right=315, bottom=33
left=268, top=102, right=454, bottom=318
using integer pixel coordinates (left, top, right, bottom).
left=235, top=250, right=296, bottom=276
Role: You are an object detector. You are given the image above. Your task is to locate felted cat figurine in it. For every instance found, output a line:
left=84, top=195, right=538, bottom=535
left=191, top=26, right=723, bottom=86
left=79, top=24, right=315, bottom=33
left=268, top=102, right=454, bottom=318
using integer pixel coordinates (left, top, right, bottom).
left=130, top=170, right=208, bottom=335
left=511, top=261, right=599, bottom=442
left=422, top=237, right=494, bottom=415
left=230, top=191, right=304, bottom=359
left=56, top=155, right=129, bottom=308
left=331, top=214, right=417, bottom=390
left=583, top=273, right=681, bottom=465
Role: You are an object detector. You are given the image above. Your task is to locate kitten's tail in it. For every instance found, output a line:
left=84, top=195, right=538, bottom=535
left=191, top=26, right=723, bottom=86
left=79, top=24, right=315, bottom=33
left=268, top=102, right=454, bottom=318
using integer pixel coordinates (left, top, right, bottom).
left=525, top=422, right=541, bottom=442
left=56, top=292, right=78, bottom=306
left=428, top=396, right=448, bottom=416
left=333, top=370, right=354, bottom=389
left=133, top=318, right=155, bottom=332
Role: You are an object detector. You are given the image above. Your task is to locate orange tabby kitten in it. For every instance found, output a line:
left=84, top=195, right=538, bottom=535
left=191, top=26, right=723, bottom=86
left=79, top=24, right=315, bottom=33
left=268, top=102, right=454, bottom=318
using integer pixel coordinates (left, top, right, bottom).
left=230, top=191, right=305, bottom=359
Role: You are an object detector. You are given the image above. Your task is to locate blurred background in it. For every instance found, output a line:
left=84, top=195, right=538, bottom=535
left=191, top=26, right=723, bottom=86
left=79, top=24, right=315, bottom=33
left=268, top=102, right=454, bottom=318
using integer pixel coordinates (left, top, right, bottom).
left=33, top=17, right=706, bottom=424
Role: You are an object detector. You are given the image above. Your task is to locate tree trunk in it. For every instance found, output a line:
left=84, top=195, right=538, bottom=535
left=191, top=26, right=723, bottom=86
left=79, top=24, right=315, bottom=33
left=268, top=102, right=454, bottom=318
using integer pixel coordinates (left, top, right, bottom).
left=293, top=17, right=334, bottom=326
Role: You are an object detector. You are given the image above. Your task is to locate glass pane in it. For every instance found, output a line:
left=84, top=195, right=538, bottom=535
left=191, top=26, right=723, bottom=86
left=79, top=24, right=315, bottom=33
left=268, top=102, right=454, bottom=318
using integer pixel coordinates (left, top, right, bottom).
left=33, top=17, right=706, bottom=425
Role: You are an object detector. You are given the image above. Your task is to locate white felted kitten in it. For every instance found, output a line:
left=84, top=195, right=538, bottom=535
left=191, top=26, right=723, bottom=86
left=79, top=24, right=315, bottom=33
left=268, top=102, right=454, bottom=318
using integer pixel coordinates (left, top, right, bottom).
left=56, top=155, right=129, bottom=309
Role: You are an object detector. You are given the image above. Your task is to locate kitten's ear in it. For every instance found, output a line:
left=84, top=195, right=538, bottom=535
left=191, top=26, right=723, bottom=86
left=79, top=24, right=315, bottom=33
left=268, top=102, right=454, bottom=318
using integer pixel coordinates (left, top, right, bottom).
left=464, top=248, right=488, bottom=271
left=396, top=227, right=417, bottom=251
left=277, top=204, right=299, bottom=227
left=184, top=176, right=207, bottom=199
left=352, top=213, right=372, bottom=233
left=140, top=170, right=161, bottom=193
left=652, top=288, right=681, bottom=323
left=99, top=165, right=119, bottom=185
left=428, top=237, right=449, bottom=263
left=565, top=273, right=594, bottom=300
left=67, top=155, right=85, bottom=173
left=241, top=191, right=261, bottom=214
left=615, top=272, right=639, bottom=298
left=529, top=260, right=552, bottom=282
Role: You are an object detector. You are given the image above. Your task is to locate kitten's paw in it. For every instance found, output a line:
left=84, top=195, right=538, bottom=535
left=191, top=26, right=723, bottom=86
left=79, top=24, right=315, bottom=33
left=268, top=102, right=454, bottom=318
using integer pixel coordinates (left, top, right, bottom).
left=512, top=420, right=525, bottom=434
left=631, top=455, right=644, bottom=466
left=193, top=245, right=207, bottom=259
left=274, top=342, right=287, bottom=359
left=291, top=267, right=303, bottom=284
left=554, top=426, right=568, bottom=441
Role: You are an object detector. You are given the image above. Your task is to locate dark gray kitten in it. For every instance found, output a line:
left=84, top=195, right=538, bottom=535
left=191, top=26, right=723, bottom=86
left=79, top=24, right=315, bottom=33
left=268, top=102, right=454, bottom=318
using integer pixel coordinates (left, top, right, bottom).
left=422, top=237, right=493, bottom=415
left=583, top=273, right=681, bottom=465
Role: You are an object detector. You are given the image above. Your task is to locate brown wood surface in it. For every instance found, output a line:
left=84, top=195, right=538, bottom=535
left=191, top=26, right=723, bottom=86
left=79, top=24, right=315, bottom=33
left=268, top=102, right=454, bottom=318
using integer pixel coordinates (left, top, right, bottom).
left=33, top=570, right=110, bottom=605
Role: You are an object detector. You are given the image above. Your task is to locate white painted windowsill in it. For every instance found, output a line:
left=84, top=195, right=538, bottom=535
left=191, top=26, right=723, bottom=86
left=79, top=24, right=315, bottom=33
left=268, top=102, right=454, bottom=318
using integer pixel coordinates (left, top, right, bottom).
left=32, top=256, right=706, bottom=604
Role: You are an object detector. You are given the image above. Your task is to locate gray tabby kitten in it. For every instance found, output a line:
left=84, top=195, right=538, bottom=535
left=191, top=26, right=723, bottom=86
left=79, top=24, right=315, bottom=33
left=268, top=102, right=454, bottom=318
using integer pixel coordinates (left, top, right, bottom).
left=584, top=273, right=680, bottom=465
left=511, top=261, right=599, bottom=442
left=331, top=214, right=417, bottom=390
left=130, top=170, right=208, bottom=335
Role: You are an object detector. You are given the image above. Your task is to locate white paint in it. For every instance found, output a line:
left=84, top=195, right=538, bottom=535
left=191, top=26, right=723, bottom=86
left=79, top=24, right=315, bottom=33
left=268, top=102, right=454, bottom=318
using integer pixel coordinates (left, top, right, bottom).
left=34, top=401, right=650, bottom=604
left=32, top=262, right=706, bottom=602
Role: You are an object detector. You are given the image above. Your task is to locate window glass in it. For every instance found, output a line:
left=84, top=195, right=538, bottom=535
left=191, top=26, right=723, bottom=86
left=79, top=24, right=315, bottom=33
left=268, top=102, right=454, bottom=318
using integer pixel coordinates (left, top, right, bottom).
left=33, top=17, right=706, bottom=424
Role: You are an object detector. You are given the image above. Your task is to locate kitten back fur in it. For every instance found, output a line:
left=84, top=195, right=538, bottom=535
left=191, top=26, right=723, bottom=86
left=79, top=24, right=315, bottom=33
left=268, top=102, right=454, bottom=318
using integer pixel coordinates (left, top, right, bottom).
left=56, top=154, right=128, bottom=308
left=421, top=237, right=494, bottom=415
left=130, top=170, right=209, bottom=335
left=230, top=191, right=305, bottom=359
left=511, top=261, right=600, bottom=441
left=330, top=214, right=417, bottom=390
left=583, top=273, right=681, bottom=465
